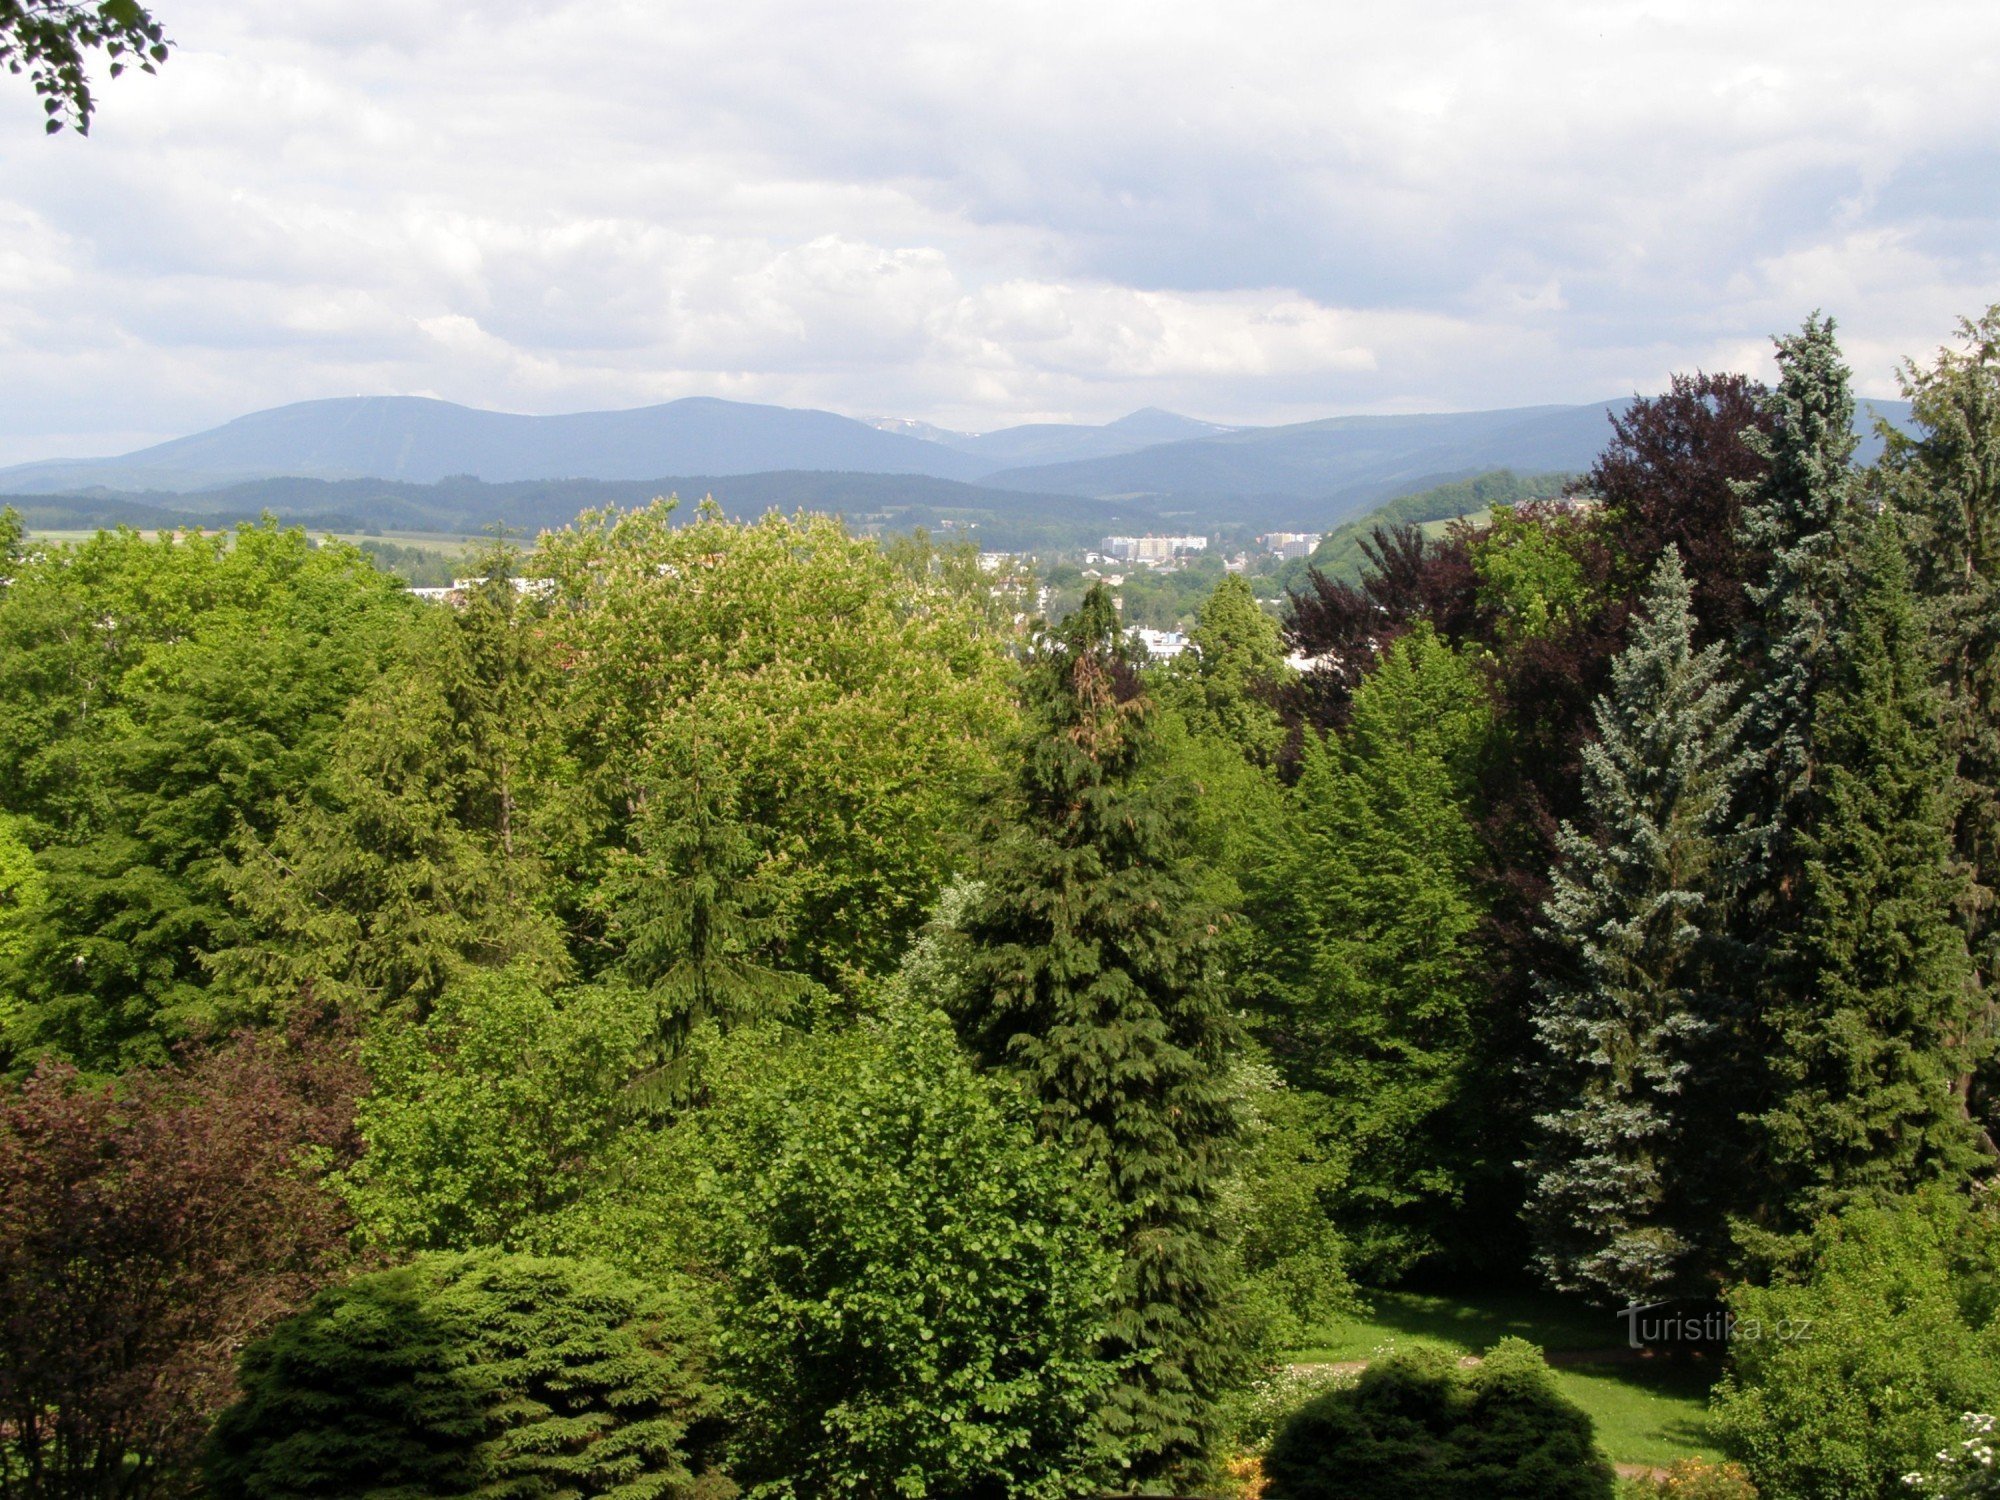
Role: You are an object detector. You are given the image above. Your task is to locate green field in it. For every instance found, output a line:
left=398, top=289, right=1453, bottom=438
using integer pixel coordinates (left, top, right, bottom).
left=1289, top=1288, right=1722, bottom=1470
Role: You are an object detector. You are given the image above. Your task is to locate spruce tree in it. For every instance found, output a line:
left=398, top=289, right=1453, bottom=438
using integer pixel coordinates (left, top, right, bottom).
left=598, top=733, right=810, bottom=1109
left=1735, top=312, right=1858, bottom=883
left=1524, top=549, right=1750, bottom=1305
left=955, top=583, right=1246, bottom=1483
left=1754, top=513, right=1987, bottom=1233
left=1879, top=306, right=2000, bottom=1005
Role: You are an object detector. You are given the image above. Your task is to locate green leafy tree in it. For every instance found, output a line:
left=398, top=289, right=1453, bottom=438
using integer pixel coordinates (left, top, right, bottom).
left=1712, top=1188, right=2000, bottom=1500
left=0, top=813, right=44, bottom=1038
left=704, top=1005, right=1120, bottom=1500
left=336, top=967, right=649, bottom=1255
left=1471, top=505, right=1593, bottom=643
left=2, top=0, right=168, bottom=134
left=1227, top=1061, right=1354, bottom=1348
left=1753, top=515, right=1987, bottom=1237
left=533, top=503, right=1015, bottom=989
left=1523, top=549, right=1750, bottom=1304
left=954, top=583, right=1248, bottom=1483
left=0, top=523, right=413, bottom=1069
left=1265, top=623, right=1492, bottom=1278
left=205, top=1250, right=731, bottom=1500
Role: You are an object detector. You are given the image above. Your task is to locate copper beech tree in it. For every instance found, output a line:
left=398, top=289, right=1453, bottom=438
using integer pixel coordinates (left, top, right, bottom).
left=0, top=1017, right=362, bottom=1499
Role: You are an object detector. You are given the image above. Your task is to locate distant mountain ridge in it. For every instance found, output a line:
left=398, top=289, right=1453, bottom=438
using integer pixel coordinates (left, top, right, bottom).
left=0, top=395, right=996, bottom=493
left=1, top=393, right=1915, bottom=532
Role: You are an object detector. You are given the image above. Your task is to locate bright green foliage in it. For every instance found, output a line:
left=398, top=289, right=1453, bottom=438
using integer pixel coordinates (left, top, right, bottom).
left=1161, top=573, right=1292, bottom=766
left=1261, top=1339, right=1615, bottom=1500
left=0, top=813, right=44, bottom=1036
left=206, top=1249, right=731, bottom=1500
left=1904, top=1412, right=2000, bottom=1499
left=1525, top=550, right=1750, bottom=1304
left=1753, top=515, right=1985, bottom=1236
left=1472, top=505, right=1593, bottom=642
left=0, top=504, right=22, bottom=563
left=338, top=968, right=649, bottom=1254
left=1879, top=307, right=2000, bottom=1001
left=0, top=522, right=412, bottom=1068
left=1735, top=312, right=1859, bottom=879
left=955, top=584, right=1248, bottom=1482
left=1712, top=1189, right=2000, bottom=1500
left=705, top=1005, right=1120, bottom=1500
left=533, top=503, right=1016, bottom=989
left=1228, top=1060, right=1355, bottom=1348
left=1266, top=623, right=1492, bottom=1278
left=218, top=555, right=572, bottom=1021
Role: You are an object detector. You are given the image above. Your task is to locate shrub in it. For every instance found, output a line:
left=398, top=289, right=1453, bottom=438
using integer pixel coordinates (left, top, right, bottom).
left=204, top=1250, right=731, bottom=1500
left=1904, top=1412, right=2000, bottom=1498
left=1261, top=1339, right=1616, bottom=1500
left=1618, top=1458, right=1759, bottom=1498
left=704, top=1004, right=1120, bottom=1499
left=1710, top=1188, right=2000, bottom=1500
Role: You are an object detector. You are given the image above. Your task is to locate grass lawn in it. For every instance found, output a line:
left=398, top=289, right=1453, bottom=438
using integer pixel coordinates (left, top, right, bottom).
left=1552, top=1363, right=1719, bottom=1467
left=1292, top=1287, right=1618, bottom=1363
left=1287, top=1288, right=1723, bottom=1470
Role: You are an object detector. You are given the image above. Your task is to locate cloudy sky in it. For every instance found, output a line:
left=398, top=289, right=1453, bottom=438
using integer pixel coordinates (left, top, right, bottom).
left=2, top=0, right=1996, bottom=462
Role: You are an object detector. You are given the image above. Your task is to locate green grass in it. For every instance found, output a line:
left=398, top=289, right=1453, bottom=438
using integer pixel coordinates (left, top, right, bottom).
left=1553, top=1363, right=1718, bottom=1467
left=1292, top=1287, right=1617, bottom=1363
left=1286, top=1288, right=1723, bottom=1471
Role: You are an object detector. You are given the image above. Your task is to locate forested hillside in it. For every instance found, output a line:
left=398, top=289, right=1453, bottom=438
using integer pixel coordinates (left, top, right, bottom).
left=5, top=311, right=2000, bottom=1499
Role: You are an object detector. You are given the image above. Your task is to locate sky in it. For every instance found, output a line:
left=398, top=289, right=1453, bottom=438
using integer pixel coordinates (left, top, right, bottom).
left=1, top=0, right=1996, bottom=463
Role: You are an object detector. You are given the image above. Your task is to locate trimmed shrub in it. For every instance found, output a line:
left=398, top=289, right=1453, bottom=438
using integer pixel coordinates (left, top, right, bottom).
left=1262, top=1339, right=1615, bottom=1500
left=205, top=1250, right=730, bottom=1500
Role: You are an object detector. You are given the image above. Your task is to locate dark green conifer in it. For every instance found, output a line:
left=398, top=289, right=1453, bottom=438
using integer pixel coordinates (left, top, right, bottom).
left=1525, top=549, right=1749, bottom=1304
left=955, top=583, right=1247, bottom=1483
left=1753, top=513, right=1987, bottom=1233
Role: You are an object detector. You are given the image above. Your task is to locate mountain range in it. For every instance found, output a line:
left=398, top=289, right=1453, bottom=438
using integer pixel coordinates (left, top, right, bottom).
left=2, top=393, right=1917, bottom=536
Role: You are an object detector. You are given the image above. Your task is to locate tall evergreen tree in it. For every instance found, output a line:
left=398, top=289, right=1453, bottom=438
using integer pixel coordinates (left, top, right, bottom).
left=1524, top=549, right=1750, bottom=1305
left=1753, top=514, right=1988, bottom=1235
left=955, top=584, right=1247, bottom=1484
left=1735, top=312, right=1859, bottom=879
left=1161, top=572, right=1291, bottom=767
left=1878, top=306, right=2000, bottom=1011
left=597, top=732, right=811, bottom=1110
left=1266, top=624, right=1491, bottom=1279
left=218, top=549, right=568, bottom=1021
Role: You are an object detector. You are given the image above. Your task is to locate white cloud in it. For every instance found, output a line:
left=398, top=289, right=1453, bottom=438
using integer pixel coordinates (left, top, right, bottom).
left=0, top=0, right=1997, bottom=459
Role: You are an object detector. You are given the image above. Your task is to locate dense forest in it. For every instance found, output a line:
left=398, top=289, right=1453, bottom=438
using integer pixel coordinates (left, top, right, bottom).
left=5, top=309, right=2000, bottom=1499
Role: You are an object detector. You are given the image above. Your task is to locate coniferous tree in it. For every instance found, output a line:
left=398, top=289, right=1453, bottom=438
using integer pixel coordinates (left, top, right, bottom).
left=1524, top=549, right=1750, bottom=1305
left=1879, top=307, right=2000, bottom=1016
left=1753, top=513, right=1987, bottom=1234
left=1161, top=572, right=1291, bottom=766
left=955, top=584, right=1247, bottom=1483
left=1267, top=624, right=1491, bottom=1278
left=597, top=733, right=811, bottom=1110
left=218, top=552, right=569, bottom=1021
left=1735, top=312, right=1859, bottom=884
